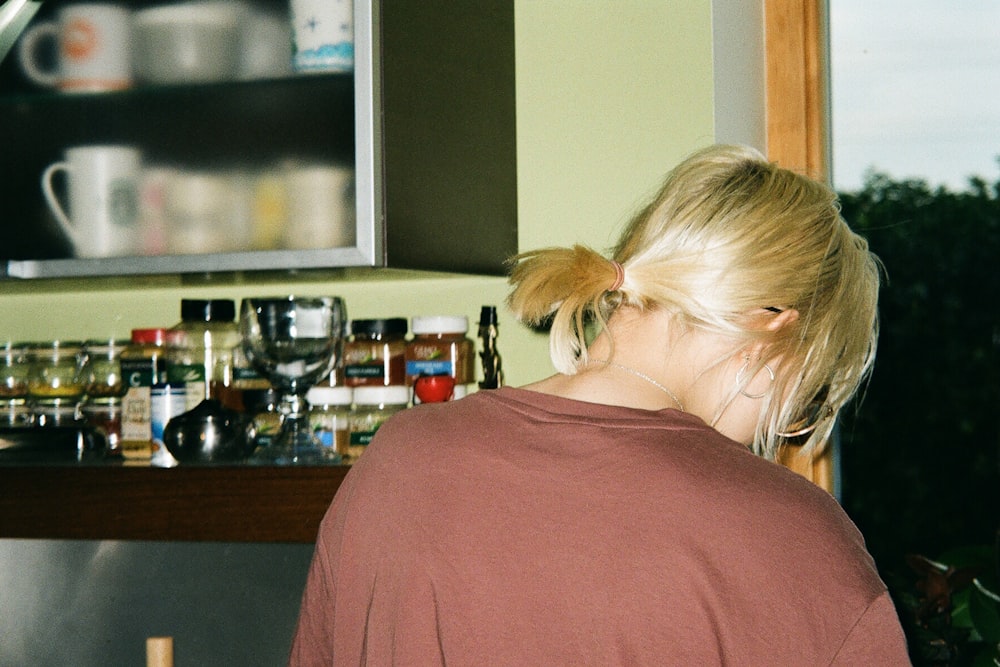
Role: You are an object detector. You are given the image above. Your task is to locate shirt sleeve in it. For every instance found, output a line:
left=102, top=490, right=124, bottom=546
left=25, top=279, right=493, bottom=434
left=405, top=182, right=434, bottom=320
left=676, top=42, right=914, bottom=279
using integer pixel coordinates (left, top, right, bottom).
left=830, top=591, right=912, bottom=666
left=287, top=524, right=338, bottom=665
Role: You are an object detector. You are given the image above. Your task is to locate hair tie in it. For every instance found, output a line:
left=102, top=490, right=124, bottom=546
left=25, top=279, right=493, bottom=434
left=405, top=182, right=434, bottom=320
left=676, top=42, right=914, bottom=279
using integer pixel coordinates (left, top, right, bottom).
left=607, top=260, right=625, bottom=292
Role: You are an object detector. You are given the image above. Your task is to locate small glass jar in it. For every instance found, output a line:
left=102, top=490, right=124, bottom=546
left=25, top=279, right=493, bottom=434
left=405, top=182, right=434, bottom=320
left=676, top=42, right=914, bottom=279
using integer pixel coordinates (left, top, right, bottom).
left=307, top=385, right=353, bottom=462
left=27, top=341, right=86, bottom=408
left=0, top=341, right=31, bottom=405
left=82, top=339, right=128, bottom=401
left=405, top=316, right=475, bottom=398
left=344, top=318, right=407, bottom=387
left=244, top=388, right=283, bottom=456
left=348, top=385, right=409, bottom=463
left=1, top=401, right=33, bottom=427
left=81, top=398, right=123, bottom=457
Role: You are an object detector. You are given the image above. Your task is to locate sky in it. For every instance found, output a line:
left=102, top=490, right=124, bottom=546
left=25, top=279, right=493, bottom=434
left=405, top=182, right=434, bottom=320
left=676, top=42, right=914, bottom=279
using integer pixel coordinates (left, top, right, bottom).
left=830, top=1, right=1000, bottom=192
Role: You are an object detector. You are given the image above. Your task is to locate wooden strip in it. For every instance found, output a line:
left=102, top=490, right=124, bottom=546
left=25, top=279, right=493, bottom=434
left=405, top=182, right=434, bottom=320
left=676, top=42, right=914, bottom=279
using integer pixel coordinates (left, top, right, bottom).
left=0, top=466, right=349, bottom=543
left=766, top=0, right=834, bottom=492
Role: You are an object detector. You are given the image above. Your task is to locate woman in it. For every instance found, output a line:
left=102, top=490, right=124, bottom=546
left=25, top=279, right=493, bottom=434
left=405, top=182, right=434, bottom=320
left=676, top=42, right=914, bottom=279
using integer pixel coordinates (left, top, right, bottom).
left=289, top=145, right=910, bottom=665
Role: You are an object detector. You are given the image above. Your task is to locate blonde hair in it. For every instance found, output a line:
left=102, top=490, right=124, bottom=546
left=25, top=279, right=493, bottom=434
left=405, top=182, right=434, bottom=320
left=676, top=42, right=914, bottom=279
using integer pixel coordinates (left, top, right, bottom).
left=507, top=144, right=881, bottom=460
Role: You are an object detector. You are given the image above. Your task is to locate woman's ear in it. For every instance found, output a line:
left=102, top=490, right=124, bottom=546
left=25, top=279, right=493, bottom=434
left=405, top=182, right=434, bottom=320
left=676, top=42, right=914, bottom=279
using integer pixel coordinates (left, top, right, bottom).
left=765, top=308, right=799, bottom=332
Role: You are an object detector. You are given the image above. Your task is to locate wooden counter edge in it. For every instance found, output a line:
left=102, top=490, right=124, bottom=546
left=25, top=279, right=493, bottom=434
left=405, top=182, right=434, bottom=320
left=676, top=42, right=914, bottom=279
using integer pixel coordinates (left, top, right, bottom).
left=0, top=465, right=350, bottom=543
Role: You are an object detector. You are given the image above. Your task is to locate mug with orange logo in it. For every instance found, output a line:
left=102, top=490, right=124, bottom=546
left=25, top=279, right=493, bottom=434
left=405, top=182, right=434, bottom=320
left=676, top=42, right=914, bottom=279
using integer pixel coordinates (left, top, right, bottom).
left=17, top=4, right=132, bottom=93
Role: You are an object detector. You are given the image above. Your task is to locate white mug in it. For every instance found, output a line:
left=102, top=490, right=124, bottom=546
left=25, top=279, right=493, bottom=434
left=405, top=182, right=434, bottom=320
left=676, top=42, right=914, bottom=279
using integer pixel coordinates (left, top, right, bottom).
left=289, top=0, right=353, bottom=73
left=41, top=145, right=142, bottom=258
left=283, top=164, right=356, bottom=249
left=17, top=3, right=132, bottom=93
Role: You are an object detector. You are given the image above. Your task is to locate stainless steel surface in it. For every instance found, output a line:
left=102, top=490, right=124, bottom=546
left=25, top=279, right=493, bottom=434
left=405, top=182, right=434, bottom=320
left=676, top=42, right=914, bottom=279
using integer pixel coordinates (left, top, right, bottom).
left=0, top=0, right=41, bottom=63
left=0, top=539, right=314, bottom=666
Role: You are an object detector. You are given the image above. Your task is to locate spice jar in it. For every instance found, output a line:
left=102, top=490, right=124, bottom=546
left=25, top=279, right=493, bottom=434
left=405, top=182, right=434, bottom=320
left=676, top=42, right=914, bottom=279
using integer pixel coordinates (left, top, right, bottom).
left=81, top=399, right=123, bottom=457
left=347, top=385, right=409, bottom=463
left=1, top=342, right=32, bottom=426
left=119, top=328, right=169, bottom=461
left=165, top=299, right=240, bottom=412
left=343, top=318, right=407, bottom=387
left=307, top=385, right=353, bottom=462
left=81, top=339, right=128, bottom=401
left=27, top=340, right=86, bottom=408
left=0, top=341, right=30, bottom=404
left=405, top=316, right=474, bottom=399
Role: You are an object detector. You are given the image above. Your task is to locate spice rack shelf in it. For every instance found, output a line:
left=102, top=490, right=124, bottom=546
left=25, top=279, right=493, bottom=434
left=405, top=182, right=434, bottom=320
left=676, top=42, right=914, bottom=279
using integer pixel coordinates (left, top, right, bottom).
left=0, top=465, right=349, bottom=543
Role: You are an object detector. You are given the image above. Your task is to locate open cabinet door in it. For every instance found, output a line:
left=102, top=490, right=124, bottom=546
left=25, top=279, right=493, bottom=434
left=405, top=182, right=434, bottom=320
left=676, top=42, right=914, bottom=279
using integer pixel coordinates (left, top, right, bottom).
left=765, top=0, right=835, bottom=492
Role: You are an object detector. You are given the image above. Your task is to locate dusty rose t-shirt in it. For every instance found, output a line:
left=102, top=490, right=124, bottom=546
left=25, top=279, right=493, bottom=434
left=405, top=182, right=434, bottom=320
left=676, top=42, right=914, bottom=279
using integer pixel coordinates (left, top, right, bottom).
left=289, top=387, right=910, bottom=665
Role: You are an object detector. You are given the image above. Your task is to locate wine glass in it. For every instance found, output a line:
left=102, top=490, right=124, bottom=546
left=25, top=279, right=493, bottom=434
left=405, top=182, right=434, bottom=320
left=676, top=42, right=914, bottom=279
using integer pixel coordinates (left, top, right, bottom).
left=240, top=296, right=346, bottom=464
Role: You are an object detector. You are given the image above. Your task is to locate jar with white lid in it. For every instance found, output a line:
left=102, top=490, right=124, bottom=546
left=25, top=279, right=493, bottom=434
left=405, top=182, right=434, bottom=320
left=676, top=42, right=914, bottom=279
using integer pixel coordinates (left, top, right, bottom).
left=347, top=385, right=409, bottom=463
left=307, top=385, right=354, bottom=462
left=404, top=315, right=474, bottom=399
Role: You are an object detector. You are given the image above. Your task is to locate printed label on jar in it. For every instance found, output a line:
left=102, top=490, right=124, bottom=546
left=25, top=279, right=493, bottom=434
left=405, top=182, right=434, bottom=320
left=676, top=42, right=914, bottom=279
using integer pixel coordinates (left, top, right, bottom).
left=345, top=364, right=385, bottom=379
left=121, top=357, right=157, bottom=387
left=120, top=385, right=152, bottom=442
left=405, top=359, right=454, bottom=377
left=150, top=384, right=186, bottom=466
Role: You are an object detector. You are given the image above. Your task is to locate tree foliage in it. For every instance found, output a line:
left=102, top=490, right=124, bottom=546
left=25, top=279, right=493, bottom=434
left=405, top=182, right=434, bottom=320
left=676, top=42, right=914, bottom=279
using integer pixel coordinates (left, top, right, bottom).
left=837, top=170, right=1000, bottom=573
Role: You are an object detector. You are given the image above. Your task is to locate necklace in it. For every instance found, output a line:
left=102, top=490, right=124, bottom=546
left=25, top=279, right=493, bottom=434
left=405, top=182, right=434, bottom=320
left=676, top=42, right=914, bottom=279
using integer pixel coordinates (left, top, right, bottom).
left=589, top=359, right=685, bottom=412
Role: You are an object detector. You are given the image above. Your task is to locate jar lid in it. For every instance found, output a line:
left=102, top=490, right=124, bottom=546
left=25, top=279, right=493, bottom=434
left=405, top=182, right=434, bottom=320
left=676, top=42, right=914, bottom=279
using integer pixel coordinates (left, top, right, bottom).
left=350, top=318, right=408, bottom=337
left=353, top=385, right=410, bottom=406
left=411, top=315, right=469, bottom=335
left=307, top=385, right=354, bottom=406
left=28, top=340, right=83, bottom=358
left=180, top=299, right=236, bottom=323
left=84, top=339, right=128, bottom=355
left=131, top=328, right=169, bottom=345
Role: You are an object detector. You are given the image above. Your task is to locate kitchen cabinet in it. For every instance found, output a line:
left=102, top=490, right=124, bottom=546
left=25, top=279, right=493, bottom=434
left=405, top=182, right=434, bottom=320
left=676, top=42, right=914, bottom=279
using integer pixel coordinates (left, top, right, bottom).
left=0, top=0, right=517, bottom=279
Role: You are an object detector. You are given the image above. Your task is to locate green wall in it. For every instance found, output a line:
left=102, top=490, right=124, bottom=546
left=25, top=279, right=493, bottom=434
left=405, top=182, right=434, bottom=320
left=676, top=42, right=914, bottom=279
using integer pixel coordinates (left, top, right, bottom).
left=0, top=1, right=718, bottom=386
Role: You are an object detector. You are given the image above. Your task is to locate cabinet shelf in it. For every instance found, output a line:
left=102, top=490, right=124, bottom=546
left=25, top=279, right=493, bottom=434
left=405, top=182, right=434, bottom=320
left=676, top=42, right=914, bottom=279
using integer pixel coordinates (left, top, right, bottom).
left=0, top=465, right=348, bottom=543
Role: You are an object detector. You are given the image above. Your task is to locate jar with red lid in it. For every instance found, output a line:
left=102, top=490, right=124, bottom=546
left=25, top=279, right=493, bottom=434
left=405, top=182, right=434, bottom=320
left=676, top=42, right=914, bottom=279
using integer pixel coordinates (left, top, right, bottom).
left=404, top=315, right=474, bottom=399
left=343, top=318, right=407, bottom=387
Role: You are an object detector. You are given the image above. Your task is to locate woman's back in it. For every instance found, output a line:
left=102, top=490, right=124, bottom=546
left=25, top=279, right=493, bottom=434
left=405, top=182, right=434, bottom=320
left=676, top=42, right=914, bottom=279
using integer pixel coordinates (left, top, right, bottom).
left=290, top=387, right=907, bottom=665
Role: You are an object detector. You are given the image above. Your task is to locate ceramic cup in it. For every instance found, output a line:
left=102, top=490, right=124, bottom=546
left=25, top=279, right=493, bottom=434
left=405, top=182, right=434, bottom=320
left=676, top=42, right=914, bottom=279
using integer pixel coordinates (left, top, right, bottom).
left=283, top=163, right=356, bottom=249
left=164, top=169, right=252, bottom=254
left=289, top=0, right=353, bottom=73
left=41, top=145, right=142, bottom=258
left=133, top=2, right=243, bottom=84
left=17, top=3, right=132, bottom=93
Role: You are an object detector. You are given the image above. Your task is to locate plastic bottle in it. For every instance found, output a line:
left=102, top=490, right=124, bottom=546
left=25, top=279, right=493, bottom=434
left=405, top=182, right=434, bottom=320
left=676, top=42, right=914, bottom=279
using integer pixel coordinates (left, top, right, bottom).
left=119, top=328, right=168, bottom=461
left=165, top=299, right=240, bottom=412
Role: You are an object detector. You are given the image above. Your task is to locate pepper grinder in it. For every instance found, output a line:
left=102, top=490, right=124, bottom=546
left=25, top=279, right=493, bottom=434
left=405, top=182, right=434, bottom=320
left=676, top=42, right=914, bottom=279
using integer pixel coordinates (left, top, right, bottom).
left=477, top=306, right=503, bottom=389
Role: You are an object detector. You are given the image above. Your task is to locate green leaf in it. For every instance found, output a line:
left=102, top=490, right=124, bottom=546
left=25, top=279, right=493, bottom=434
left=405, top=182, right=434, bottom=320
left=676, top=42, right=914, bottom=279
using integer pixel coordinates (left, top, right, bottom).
left=970, top=583, right=1000, bottom=643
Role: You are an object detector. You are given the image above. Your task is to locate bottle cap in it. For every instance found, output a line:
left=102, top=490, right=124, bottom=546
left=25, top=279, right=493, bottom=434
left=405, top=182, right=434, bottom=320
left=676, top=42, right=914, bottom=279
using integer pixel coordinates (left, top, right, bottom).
left=131, top=328, right=169, bottom=345
left=349, top=318, right=408, bottom=337
left=411, top=315, right=468, bottom=335
left=307, top=385, right=354, bottom=406
left=180, top=299, right=236, bottom=323
left=353, top=385, right=410, bottom=406
left=479, top=306, right=498, bottom=326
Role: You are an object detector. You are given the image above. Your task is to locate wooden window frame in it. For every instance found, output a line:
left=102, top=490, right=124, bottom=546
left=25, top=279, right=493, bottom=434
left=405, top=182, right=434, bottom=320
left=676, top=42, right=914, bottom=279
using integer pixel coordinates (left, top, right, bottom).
left=765, top=0, right=835, bottom=491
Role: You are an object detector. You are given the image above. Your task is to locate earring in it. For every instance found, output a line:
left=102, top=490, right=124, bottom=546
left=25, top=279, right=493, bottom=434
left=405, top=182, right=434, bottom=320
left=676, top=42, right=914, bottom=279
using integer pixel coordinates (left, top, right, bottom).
left=736, top=355, right=774, bottom=399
